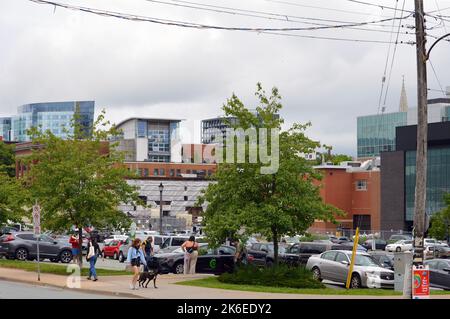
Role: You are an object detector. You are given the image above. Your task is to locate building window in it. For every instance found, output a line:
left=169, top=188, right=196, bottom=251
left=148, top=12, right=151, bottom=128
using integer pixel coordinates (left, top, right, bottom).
left=176, top=169, right=181, bottom=176
left=143, top=168, right=149, bottom=177
left=170, top=169, right=175, bottom=177
left=154, top=168, right=159, bottom=176
left=184, top=196, right=188, bottom=201
left=186, top=170, right=191, bottom=174
left=356, top=180, right=367, bottom=191
left=160, top=169, right=165, bottom=176
left=184, top=186, right=188, bottom=191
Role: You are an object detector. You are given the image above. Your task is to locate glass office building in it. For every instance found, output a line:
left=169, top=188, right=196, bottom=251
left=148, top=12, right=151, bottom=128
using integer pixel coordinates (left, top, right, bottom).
left=405, top=147, right=450, bottom=222
left=357, top=112, right=407, bottom=158
left=10, top=101, right=94, bottom=142
left=0, top=117, right=11, bottom=141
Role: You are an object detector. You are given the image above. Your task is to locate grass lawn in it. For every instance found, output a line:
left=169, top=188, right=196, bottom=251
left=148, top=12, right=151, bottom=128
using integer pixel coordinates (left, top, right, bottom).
left=177, top=276, right=450, bottom=296
left=0, top=259, right=129, bottom=276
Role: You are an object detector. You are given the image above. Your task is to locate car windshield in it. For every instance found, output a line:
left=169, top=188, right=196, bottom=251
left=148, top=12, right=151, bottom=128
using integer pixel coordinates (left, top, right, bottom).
left=352, top=254, right=379, bottom=267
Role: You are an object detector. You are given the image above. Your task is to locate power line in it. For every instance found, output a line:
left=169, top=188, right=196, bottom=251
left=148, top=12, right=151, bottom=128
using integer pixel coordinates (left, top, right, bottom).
left=141, top=0, right=415, bottom=35
left=429, top=59, right=446, bottom=97
left=342, top=0, right=414, bottom=14
left=262, top=0, right=391, bottom=17
left=382, top=0, right=407, bottom=107
left=26, top=0, right=415, bottom=43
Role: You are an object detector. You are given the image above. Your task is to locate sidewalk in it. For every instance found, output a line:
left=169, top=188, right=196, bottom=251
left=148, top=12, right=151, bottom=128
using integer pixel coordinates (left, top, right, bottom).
left=1, top=267, right=448, bottom=299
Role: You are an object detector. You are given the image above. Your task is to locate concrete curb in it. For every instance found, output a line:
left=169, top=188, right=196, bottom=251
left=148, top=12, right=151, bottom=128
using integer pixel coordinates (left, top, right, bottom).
left=0, top=276, right=144, bottom=299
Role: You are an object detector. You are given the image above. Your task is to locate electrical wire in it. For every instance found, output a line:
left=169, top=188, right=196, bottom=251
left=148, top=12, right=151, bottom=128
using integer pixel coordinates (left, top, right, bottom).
left=26, top=0, right=415, bottom=43
left=429, top=59, right=447, bottom=97
left=141, top=0, right=415, bottom=35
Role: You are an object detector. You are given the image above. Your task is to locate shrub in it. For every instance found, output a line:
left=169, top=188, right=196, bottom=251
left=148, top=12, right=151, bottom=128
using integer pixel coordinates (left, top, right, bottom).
left=218, top=264, right=325, bottom=289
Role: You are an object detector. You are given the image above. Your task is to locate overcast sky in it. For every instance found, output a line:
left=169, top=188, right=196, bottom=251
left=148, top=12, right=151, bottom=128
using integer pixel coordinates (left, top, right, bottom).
left=1, top=0, right=450, bottom=156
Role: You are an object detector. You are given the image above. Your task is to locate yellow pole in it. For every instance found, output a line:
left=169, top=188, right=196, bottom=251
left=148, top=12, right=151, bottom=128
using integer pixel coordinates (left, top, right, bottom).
left=346, top=227, right=360, bottom=289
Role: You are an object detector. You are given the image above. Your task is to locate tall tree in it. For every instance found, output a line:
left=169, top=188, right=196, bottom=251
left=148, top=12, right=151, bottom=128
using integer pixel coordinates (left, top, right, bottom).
left=198, top=84, right=342, bottom=264
left=0, top=172, right=30, bottom=226
left=428, top=194, right=450, bottom=241
left=24, top=110, right=144, bottom=266
left=0, top=141, right=16, bottom=177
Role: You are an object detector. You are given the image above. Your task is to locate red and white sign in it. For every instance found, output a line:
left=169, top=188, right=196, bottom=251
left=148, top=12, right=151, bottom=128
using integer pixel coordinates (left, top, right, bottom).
left=32, top=204, right=41, bottom=236
left=412, top=265, right=430, bottom=299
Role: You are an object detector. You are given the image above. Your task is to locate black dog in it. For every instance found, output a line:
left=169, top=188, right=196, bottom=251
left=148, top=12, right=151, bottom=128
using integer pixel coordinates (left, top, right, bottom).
left=138, top=257, right=159, bottom=288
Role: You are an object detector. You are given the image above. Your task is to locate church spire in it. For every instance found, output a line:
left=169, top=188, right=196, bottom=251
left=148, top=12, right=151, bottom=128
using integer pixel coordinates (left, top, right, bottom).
left=399, top=76, right=408, bottom=112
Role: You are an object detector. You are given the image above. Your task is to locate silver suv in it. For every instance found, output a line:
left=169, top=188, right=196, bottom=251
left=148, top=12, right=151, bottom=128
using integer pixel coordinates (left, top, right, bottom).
left=0, top=232, right=73, bottom=263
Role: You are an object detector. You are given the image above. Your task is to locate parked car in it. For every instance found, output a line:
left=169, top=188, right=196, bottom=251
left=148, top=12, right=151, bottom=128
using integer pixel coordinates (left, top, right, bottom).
left=103, top=234, right=128, bottom=245
left=306, top=250, right=395, bottom=289
left=0, top=226, right=19, bottom=236
left=387, top=234, right=412, bottom=244
left=369, top=251, right=394, bottom=270
left=385, top=240, right=413, bottom=252
left=247, top=243, right=294, bottom=267
left=0, top=232, right=73, bottom=263
left=155, top=244, right=236, bottom=274
left=424, top=238, right=438, bottom=247
left=102, top=240, right=124, bottom=259
left=118, top=235, right=167, bottom=262
left=363, top=239, right=387, bottom=251
left=285, top=242, right=332, bottom=265
left=425, top=245, right=450, bottom=259
left=331, top=242, right=368, bottom=252
left=424, top=259, right=450, bottom=290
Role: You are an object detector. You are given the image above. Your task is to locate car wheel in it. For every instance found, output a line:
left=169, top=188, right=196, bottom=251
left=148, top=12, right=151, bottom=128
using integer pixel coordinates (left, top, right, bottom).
left=119, top=252, right=125, bottom=263
left=114, top=252, right=118, bottom=260
left=174, top=262, right=184, bottom=274
left=396, top=247, right=401, bottom=252
left=350, top=274, right=362, bottom=289
left=15, top=248, right=28, bottom=261
left=312, top=267, right=322, bottom=282
left=59, top=250, right=72, bottom=264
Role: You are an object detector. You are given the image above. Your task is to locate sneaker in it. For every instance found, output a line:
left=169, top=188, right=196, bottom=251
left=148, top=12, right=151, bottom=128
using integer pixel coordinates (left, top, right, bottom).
left=129, top=284, right=135, bottom=290
left=87, top=277, right=91, bottom=280
left=93, top=278, right=98, bottom=282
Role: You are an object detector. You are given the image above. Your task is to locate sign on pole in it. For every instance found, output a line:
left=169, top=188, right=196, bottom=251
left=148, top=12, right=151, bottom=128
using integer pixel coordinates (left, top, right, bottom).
left=32, top=203, right=41, bottom=281
left=412, top=265, right=430, bottom=299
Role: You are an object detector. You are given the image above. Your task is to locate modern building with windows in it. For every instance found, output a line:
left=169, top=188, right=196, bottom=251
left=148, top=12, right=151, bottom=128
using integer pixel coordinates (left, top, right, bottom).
left=9, top=101, right=94, bottom=142
left=0, top=117, right=11, bottom=141
left=357, top=85, right=450, bottom=159
left=381, top=121, right=450, bottom=231
left=115, top=118, right=183, bottom=163
left=201, top=116, right=238, bottom=145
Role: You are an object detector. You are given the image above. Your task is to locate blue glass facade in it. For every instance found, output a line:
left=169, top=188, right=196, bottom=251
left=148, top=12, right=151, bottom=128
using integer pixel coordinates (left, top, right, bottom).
left=148, top=121, right=170, bottom=162
left=0, top=117, right=11, bottom=141
left=11, top=101, right=94, bottom=142
left=357, top=112, right=407, bottom=158
left=405, top=147, right=450, bottom=222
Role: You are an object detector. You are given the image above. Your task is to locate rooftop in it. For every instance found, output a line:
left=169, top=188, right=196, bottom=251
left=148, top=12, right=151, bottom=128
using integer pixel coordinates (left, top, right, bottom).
left=115, top=117, right=184, bottom=128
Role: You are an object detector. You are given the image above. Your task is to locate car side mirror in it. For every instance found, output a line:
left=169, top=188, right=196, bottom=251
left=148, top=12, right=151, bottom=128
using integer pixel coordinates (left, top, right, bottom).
left=341, top=260, right=349, bottom=266
left=54, top=241, right=58, bottom=244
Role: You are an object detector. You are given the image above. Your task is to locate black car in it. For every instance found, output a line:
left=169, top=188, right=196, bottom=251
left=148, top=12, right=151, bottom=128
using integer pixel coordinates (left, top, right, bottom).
left=369, top=251, right=394, bottom=270
left=283, top=242, right=331, bottom=265
left=247, top=243, right=297, bottom=267
left=0, top=232, right=73, bottom=263
left=155, top=244, right=236, bottom=275
left=424, top=259, right=450, bottom=290
left=363, top=239, right=388, bottom=251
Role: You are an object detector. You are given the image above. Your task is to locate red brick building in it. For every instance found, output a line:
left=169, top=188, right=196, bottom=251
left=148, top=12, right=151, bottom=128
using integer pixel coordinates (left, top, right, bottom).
left=310, top=162, right=381, bottom=233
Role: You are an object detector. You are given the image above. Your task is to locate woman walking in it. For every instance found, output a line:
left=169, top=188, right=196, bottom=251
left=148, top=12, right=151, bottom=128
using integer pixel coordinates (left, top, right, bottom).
left=181, top=236, right=199, bottom=274
left=69, top=232, right=80, bottom=265
left=142, top=236, right=154, bottom=272
left=86, top=236, right=101, bottom=282
left=126, top=238, right=147, bottom=290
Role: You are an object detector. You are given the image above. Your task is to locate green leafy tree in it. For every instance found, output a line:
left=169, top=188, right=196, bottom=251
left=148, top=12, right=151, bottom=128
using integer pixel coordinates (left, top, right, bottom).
left=0, top=172, right=31, bottom=226
left=0, top=141, right=16, bottom=177
left=24, top=110, right=144, bottom=265
left=428, top=194, right=450, bottom=241
left=198, top=84, right=343, bottom=264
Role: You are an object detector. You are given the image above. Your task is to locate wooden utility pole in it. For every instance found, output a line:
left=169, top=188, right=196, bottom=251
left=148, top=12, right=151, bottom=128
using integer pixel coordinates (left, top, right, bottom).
left=413, top=0, right=427, bottom=265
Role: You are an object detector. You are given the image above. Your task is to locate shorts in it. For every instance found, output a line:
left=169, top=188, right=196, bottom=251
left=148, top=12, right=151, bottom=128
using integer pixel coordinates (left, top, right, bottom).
left=131, top=258, right=141, bottom=267
left=72, top=248, right=79, bottom=255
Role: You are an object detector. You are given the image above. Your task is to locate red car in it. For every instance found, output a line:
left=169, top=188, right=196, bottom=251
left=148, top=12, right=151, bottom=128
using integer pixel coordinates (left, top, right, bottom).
left=102, top=240, right=123, bottom=260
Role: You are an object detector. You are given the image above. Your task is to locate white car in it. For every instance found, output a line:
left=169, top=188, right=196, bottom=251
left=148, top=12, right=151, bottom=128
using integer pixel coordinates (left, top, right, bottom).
left=424, top=238, right=437, bottom=247
left=385, top=240, right=413, bottom=252
left=103, top=234, right=128, bottom=245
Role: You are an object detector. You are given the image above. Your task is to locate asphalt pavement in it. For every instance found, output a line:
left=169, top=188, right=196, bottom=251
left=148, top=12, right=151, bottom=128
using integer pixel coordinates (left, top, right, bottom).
left=0, top=279, right=127, bottom=299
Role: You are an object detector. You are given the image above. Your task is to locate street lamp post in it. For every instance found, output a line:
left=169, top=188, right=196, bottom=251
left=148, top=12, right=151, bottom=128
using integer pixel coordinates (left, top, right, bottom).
left=159, top=182, right=164, bottom=234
